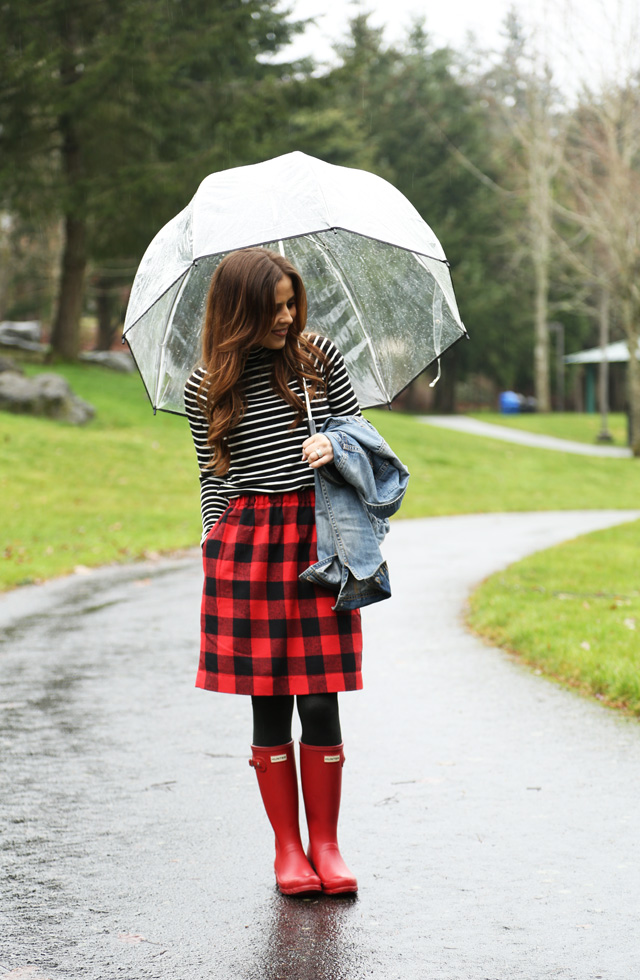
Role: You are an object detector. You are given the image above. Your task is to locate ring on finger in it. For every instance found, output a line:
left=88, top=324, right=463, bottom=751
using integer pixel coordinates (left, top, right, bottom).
left=315, top=448, right=323, bottom=458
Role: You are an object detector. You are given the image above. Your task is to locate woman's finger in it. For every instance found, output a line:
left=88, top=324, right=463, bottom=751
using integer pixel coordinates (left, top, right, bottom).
left=301, top=436, right=332, bottom=465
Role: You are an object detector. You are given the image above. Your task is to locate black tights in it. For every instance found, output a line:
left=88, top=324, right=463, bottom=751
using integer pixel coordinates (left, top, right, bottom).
left=251, top=693, right=342, bottom=747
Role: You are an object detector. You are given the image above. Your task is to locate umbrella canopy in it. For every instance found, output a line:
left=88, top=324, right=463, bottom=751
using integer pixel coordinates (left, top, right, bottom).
left=123, top=151, right=467, bottom=413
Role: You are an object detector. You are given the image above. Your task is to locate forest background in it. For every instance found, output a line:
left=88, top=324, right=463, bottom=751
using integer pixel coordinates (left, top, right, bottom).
left=2, top=0, right=640, bottom=450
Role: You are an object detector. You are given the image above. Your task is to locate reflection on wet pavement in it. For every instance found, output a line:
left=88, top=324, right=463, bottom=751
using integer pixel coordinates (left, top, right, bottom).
left=251, top=894, right=360, bottom=980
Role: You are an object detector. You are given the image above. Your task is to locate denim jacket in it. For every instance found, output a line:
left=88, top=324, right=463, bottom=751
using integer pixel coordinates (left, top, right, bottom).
left=299, top=415, right=409, bottom=611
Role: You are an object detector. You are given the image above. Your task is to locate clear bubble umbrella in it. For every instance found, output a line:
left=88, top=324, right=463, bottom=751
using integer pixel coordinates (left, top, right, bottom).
left=122, top=151, right=468, bottom=414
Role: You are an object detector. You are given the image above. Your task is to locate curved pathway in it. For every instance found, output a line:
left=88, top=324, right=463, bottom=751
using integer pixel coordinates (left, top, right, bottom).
left=421, top=415, right=632, bottom=457
left=1, top=510, right=639, bottom=980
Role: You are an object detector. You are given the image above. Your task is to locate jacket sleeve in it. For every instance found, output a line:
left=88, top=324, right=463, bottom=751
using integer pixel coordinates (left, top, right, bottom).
left=319, top=337, right=362, bottom=417
left=184, top=371, right=230, bottom=544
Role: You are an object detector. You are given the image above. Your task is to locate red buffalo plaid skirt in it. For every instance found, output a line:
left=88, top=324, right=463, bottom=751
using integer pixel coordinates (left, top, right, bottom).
left=197, top=489, right=363, bottom=696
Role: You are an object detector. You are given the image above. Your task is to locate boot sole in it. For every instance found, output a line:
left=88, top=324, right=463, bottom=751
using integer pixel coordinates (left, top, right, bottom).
left=277, top=882, right=323, bottom=895
left=322, top=883, right=358, bottom=895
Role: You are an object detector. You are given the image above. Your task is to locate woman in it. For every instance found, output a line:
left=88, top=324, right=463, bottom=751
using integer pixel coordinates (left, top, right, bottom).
left=184, top=247, right=362, bottom=896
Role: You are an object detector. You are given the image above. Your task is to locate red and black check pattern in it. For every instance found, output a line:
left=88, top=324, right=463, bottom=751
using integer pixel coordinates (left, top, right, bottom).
left=197, top=489, right=363, bottom=696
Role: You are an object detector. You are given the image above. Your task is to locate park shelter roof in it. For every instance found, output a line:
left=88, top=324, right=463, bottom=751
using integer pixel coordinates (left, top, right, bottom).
left=564, top=340, right=640, bottom=365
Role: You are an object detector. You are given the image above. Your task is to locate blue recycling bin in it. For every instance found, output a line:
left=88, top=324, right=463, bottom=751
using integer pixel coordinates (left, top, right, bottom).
left=499, top=391, right=521, bottom=414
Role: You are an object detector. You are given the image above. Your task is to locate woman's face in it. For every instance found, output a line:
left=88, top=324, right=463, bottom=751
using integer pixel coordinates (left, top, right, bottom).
left=261, top=274, right=296, bottom=350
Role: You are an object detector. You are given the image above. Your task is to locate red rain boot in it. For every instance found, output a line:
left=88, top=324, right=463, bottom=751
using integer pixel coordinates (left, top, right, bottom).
left=299, top=742, right=358, bottom=895
left=249, top=741, right=322, bottom=895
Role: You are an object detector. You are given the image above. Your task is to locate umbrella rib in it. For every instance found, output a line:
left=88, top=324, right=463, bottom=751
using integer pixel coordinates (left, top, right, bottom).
left=413, top=252, right=466, bottom=336
left=153, top=267, right=192, bottom=409
left=307, top=235, right=390, bottom=405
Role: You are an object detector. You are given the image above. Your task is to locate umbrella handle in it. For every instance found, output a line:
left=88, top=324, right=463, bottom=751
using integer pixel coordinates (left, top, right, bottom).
left=304, top=382, right=317, bottom=436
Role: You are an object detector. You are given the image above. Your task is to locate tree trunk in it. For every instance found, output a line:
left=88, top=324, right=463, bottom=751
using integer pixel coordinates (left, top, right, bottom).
left=621, top=298, right=640, bottom=456
left=530, top=143, right=552, bottom=412
left=95, top=279, right=117, bottom=351
left=627, top=351, right=640, bottom=456
left=432, top=347, right=458, bottom=413
left=49, top=214, right=86, bottom=359
left=49, top=43, right=85, bottom=361
left=0, top=217, right=12, bottom=320
left=597, top=285, right=612, bottom=441
left=533, top=265, right=551, bottom=411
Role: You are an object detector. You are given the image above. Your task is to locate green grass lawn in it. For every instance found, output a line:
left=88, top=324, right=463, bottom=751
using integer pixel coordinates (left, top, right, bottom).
left=470, top=411, right=628, bottom=446
left=467, top=520, right=640, bottom=717
left=2, top=366, right=640, bottom=589
left=2, top=364, right=202, bottom=587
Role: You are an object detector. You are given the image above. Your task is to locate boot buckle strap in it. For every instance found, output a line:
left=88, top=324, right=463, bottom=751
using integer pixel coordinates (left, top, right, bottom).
left=249, top=757, right=267, bottom=772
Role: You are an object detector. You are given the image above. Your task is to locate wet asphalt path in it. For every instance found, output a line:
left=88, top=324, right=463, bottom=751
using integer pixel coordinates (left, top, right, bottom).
left=1, top=510, right=640, bottom=980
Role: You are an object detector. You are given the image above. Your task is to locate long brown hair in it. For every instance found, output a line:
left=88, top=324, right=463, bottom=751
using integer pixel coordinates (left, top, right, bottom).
left=198, top=247, right=328, bottom=476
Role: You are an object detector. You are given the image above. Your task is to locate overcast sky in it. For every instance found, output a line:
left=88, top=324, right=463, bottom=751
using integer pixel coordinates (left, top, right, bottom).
left=278, top=0, right=640, bottom=91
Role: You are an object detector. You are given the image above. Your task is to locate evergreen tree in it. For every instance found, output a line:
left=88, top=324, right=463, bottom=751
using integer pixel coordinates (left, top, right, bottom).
left=323, top=16, right=528, bottom=402
left=0, top=0, right=305, bottom=358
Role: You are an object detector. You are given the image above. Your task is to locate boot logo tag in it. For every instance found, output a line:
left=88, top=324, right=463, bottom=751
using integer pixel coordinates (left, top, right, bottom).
left=270, top=753, right=287, bottom=763
left=324, top=754, right=341, bottom=763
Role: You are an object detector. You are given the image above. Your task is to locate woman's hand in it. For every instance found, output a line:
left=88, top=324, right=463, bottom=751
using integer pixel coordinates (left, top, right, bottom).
left=302, top=434, right=334, bottom=469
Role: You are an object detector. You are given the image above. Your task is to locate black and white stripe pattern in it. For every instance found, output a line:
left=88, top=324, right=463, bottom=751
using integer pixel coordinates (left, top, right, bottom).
left=184, top=335, right=361, bottom=542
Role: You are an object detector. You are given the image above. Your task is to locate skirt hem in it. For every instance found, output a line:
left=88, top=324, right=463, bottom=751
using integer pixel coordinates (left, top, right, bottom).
left=195, top=675, right=364, bottom=696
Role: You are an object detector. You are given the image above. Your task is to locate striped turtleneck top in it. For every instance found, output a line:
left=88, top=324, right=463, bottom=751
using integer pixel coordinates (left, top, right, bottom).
left=184, top=334, right=361, bottom=542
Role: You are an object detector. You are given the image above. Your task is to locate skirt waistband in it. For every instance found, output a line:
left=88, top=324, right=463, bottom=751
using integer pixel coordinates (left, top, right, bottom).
left=229, top=488, right=315, bottom=510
